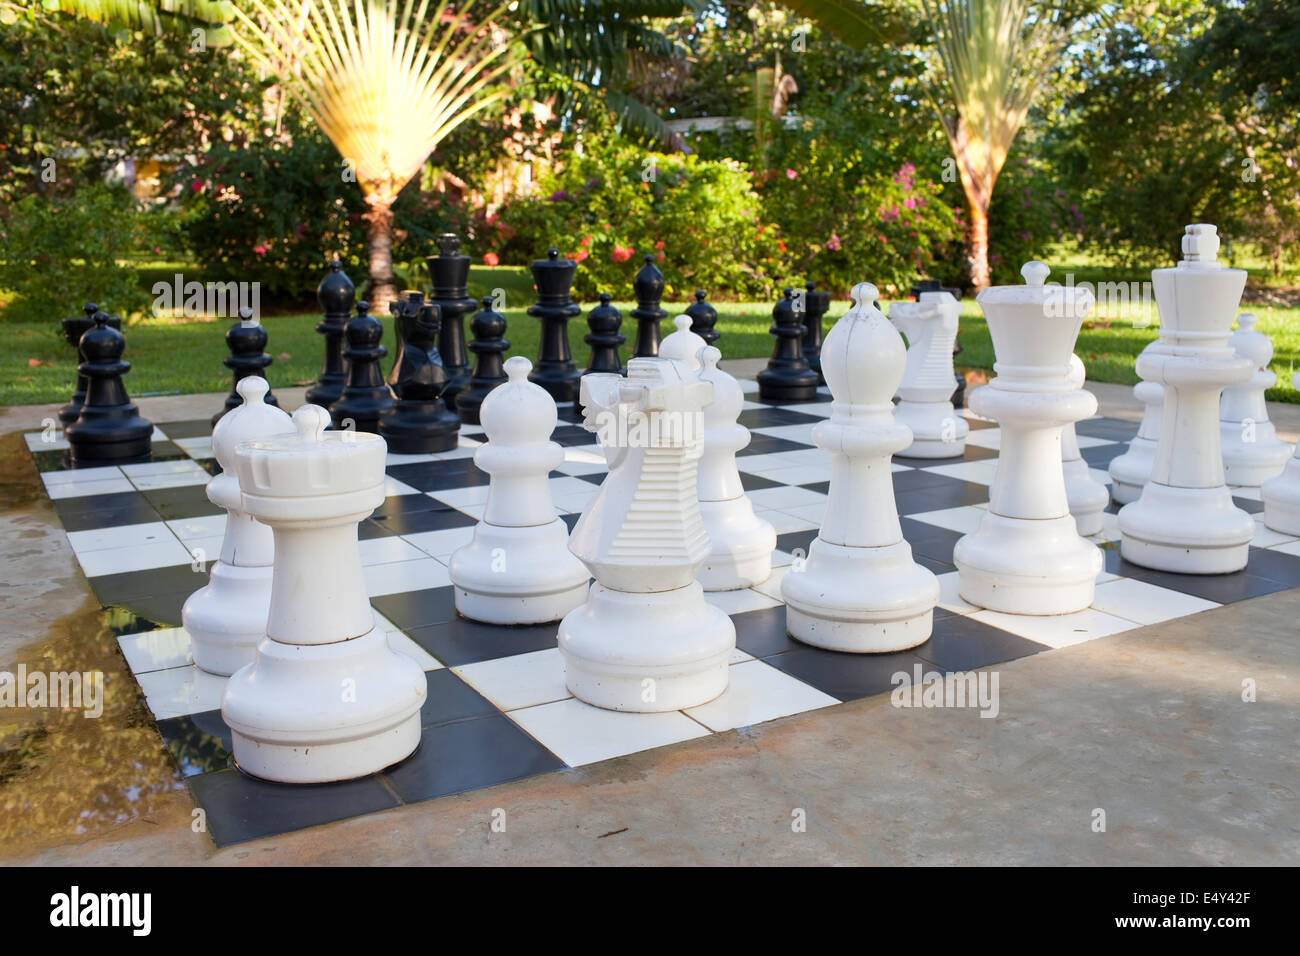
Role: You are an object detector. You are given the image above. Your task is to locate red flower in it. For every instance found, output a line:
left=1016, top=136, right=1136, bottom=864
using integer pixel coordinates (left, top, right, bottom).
left=611, top=245, right=634, bottom=263
left=654, top=240, right=665, bottom=250
left=483, top=252, right=499, bottom=266
left=573, top=249, right=589, bottom=262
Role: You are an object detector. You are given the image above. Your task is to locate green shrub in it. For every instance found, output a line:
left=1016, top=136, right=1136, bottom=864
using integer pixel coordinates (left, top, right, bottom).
left=0, top=183, right=150, bottom=323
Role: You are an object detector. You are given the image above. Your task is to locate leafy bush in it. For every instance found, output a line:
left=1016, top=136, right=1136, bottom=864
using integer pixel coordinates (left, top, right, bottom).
left=984, top=153, right=1078, bottom=284
left=494, top=139, right=784, bottom=301
left=0, top=183, right=151, bottom=323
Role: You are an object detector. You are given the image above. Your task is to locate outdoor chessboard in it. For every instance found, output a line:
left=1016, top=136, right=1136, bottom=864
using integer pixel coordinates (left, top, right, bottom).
left=24, top=380, right=1300, bottom=847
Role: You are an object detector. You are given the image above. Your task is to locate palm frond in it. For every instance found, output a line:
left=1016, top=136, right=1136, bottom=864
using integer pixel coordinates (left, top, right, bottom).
left=776, top=0, right=908, bottom=48
left=36, top=0, right=236, bottom=44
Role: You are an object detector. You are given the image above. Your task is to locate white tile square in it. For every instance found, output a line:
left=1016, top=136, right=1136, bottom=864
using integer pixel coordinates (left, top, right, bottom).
left=969, top=607, right=1138, bottom=648
left=751, top=564, right=791, bottom=601
left=750, top=423, right=822, bottom=443
left=778, top=501, right=827, bottom=525
left=363, top=557, right=450, bottom=597
left=1229, top=486, right=1263, bottom=501
left=120, top=459, right=208, bottom=478
left=166, top=514, right=227, bottom=544
left=556, top=458, right=607, bottom=476
left=1076, top=435, right=1121, bottom=449
left=387, top=631, right=443, bottom=670
left=382, top=452, right=442, bottom=466
left=508, top=698, right=710, bottom=767
left=453, top=648, right=570, bottom=711
left=1250, top=519, right=1298, bottom=549
left=547, top=476, right=601, bottom=497
left=793, top=401, right=834, bottom=418
left=358, top=535, right=428, bottom=567
left=1270, top=539, right=1300, bottom=557
left=42, top=465, right=124, bottom=486
left=403, top=526, right=477, bottom=560
left=135, top=665, right=227, bottom=720
left=703, top=588, right=781, bottom=615
left=746, top=485, right=827, bottom=511
left=753, top=464, right=831, bottom=486
left=118, top=627, right=193, bottom=674
left=924, top=460, right=999, bottom=486
left=45, top=477, right=135, bottom=499
left=935, top=571, right=979, bottom=614
left=730, top=648, right=755, bottom=663
left=553, top=490, right=598, bottom=514
left=434, top=445, right=479, bottom=460
left=26, top=432, right=69, bottom=452
left=384, top=477, right=421, bottom=496
left=965, top=429, right=1002, bottom=450
left=684, top=659, right=837, bottom=731
left=1091, top=578, right=1219, bottom=625
left=173, top=436, right=214, bottom=458
left=76, top=538, right=195, bottom=577
left=67, top=521, right=178, bottom=554
left=429, top=486, right=492, bottom=510
left=907, top=505, right=985, bottom=534
left=739, top=380, right=760, bottom=395
left=755, top=509, right=819, bottom=535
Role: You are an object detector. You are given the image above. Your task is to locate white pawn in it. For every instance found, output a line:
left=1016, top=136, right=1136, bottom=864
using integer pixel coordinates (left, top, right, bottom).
left=782, top=283, right=939, bottom=652
left=1262, top=372, right=1300, bottom=535
left=659, top=315, right=776, bottom=589
left=1062, top=355, right=1109, bottom=536
left=1107, top=341, right=1164, bottom=504
left=450, top=356, right=590, bottom=624
left=183, top=376, right=294, bottom=676
left=223, top=405, right=425, bottom=783
left=888, top=291, right=969, bottom=457
left=1220, top=313, right=1293, bottom=487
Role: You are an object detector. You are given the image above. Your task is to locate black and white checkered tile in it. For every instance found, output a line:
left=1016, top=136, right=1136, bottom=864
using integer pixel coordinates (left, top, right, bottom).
left=24, top=381, right=1300, bottom=845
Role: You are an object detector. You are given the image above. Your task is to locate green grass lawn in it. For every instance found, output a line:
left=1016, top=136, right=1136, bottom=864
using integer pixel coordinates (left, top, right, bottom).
left=4, top=265, right=1299, bottom=406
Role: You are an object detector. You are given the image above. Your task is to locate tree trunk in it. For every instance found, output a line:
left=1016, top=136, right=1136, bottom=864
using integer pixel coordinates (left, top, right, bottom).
left=364, top=201, right=397, bottom=315
left=965, top=200, right=991, bottom=292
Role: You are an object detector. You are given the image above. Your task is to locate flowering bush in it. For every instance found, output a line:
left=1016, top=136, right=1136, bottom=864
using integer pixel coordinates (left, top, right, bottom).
left=494, top=140, right=784, bottom=300
left=984, top=154, right=1079, bottom=284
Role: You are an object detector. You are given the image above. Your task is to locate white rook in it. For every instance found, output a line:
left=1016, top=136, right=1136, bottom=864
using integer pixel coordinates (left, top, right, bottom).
left=1119, top=224, right=1255, bottom=574
left=954, top=261, right=1102, bottom=614
left=222, top=404, right=426, bottom=783
left=888, top=291, right=968, bottom=457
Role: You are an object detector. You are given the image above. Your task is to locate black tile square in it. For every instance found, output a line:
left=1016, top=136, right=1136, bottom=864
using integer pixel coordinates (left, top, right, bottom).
left=799, top=480, right=829, bottom=495
left=101, top=604, right=165, bottom=637
left=736, top=434, right=815, bottom=457
left=1074, top=417, right=1139, bottom=442
left=386, top=458, right=489, bottom=492
left=107, top=589, right=190, bottom=629
left=197, top=458, right=221, bottom=476
left=148, top=441, right=189, bottom=461
left=1081, top=443, right=1126, bottom=469
left=578, top=471, right=608, bottom=486
left=899, top=517, right=964, bottom=564
left=88, top=564, right=198, bottom=605
left=142, top=484, right=223, bottom=520
left=1244, top=547, right=1300, bottom=587
left=157, top=419, right=215, bottom=440
left=373, top=494, right=442, bottom=517
left=914, top=554, right=956, bottom=576
left=731, top=605, right=801, bottom=658
left=740, top=472, right=783, bottom=491
left=775, top=529, right=818, bottom=557
left=359, top=518, right=399, bottom=539
left=420, top=668, right=499, bottom=727
left=188, top=767, right=400, bottom=847
left=405, top=616, right=561, bottom=667
left=895, top=481, right=988, bottom=514
left=381, top=715, right=565, bottom=802
left=892, top=469, right=970, bottom=494
left=158, top=710, right=234, bottom=777
left=31, top=448, right=72, bottom=472
left=738, top=407, right=823, bottom=429
left=556, top=403, right=585, bottom=424
left=371, top=507, right=477, bottom=535
left=561, top=512, right=582, bottom=531
left=371, top=586, right=458, bottom=630
left=913, top=614, right=1047, bottom=671
left=764, top=646, right=931, bottom=702
left=549, top=425, right=598, bottom=447
left=1233, top=496, right=1264, bottom=515
left=1101, top=549, right=1293, bottom=603
left=53, top=491, right=159, bottom=532
left=770, top=392, right=833, bottom=406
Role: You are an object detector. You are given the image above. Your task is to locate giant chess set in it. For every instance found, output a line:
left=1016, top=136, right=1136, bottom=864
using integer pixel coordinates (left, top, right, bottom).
left=27, top=224, right=1300, bottom=845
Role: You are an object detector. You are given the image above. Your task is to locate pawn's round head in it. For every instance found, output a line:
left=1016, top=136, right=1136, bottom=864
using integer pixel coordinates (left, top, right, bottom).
left=294, top=403, right=331, bottom=442
left=851, top=282, right=879, bottom=310
left=1021, top=260, right=1050, bottom=286
left=481, top=356, right=557, bottom=444
left=212, top=376, right=293, bottom=470
left=237, top=375, right=269, bottom=406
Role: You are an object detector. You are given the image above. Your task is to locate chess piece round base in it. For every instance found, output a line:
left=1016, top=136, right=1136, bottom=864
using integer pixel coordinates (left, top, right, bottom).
left=893, top=401, right=969, bottom=458
left=1118, top=483, right=1253, bottom=573
left=379, top=402, right=459, bottom=453
left=1220, top=420, right=1292, bottom=487
left=451, top=519, right=590, bottom=624
left=697, top=496, right=776, bottom=591
left=183, top=561, right=274, bottom=676
left=955, top=512, right=1101, bottom=614
left=783, top=538, right=938, bottom=652
left=558, top=581, right=734, bottom=712
left=67, top=411, right=153, bottom=464
left=223, top=627, right=425, bottom=784
left=755, top=371, right=819, bottom=403
left=1262, top=461, right=1300, bottom=535
left=528, top=365, right=583, bottom=405
left=1063, top=457, right=1108, bottom=536
left=1108, top=436, right=1157, bottom=504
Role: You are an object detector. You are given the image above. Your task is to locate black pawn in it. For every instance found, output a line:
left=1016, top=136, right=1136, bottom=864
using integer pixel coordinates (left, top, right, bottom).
left=801, top=281, right=831, bottom=386
left=458, top=297, right=510, bottom=426
left=910, top=277, right=966, bottom=408
left=306, top=260, right=356, bottom=408
left=630, top=254, right=667, bottom=357
left=329, top=301, right=394, bottom=434
left=213, top=308, right=279, bottom=425
left=584, top=293, right=625, bottom=375
left=684, top=289, right=719, bottom=347
left=757, top=288, right=819, bottom=403
left=66, top=312, right=153, bottom=465
left=527, top=248, right=583, bottom=403
left=60, top=303, right=121, bottom=425
left=380, top=302, right=460, bottom=452
left=426, top=233, right=476, bottom=410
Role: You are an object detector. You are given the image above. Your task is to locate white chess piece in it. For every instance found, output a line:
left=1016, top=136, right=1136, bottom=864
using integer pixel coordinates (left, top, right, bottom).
left=888, top=291, right=968, bottom=457
left=782, top=283, right=939, bottom=651
left=222, top=404, right=426, bottom=783
left=1220, top=312, right=1293, bottom=487
left=1119, top=225, right=1256, bottom=574
left=450, top=357, right=590, bottom=624
left=1061, top=355, right=1109, bottom=536
left=659, top=315, right=775, bottom=590
left=183, top=376, right=294, bottom=676
left=1107, top=342, right=1164, bottom=504
left=954, top=261, right=1102, bottom=615
left=559, top=357, right=735, bottom=711
left=1262, top=372, right=1300, bottom=535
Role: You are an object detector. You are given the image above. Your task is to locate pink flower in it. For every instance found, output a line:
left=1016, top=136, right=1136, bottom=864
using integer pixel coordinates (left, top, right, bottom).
left=483, top=252, right=499, bottom=266
left=253, top=244, right=267, bottom=255
left=826, top=233, right=841, bottom=251
left=785, top=169, right=798, bottom=179
left=611, top=245, right=634, bottom=264
left=903, top=197, right=917, bottom=211
left=190, top=179, right=203, bottom=192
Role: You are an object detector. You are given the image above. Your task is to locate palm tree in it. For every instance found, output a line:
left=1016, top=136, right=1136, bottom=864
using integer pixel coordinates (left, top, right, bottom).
left=18, top=0, right=236, bottom=45
left=231, top=0, right=520, bottom=311
left=918, top=0, right=1077, bottom=289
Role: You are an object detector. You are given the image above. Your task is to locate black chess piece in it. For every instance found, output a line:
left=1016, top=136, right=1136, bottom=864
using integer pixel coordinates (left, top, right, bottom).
left=457, top=296, right=510, bottom=426
left=800, top=281, right=831, bottom=386
left=306, top=260, right=356, bottom=408
left=527, top=248, right=583, bottom=403
left=684, top=289, right=719, bottom=347
left=386, top=290, right=424, bottom=390
left=212, top=307, right=280, bottom=425
left=380, top=301, right=460, bottom=452
left=630, top=254, right=667, bottom=358
left=59, top=303, right=121, bottom=425
left=66, top=312, right=153, bottom=464
left=583, top=293, right=625, bottom=376
left=910, top=277, right=965, bottom=408
left=329, top=301, right=394, bottom=434
left=426, top=233, right=476, bottom=410
left=757, top=288, right=819, bottom=403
